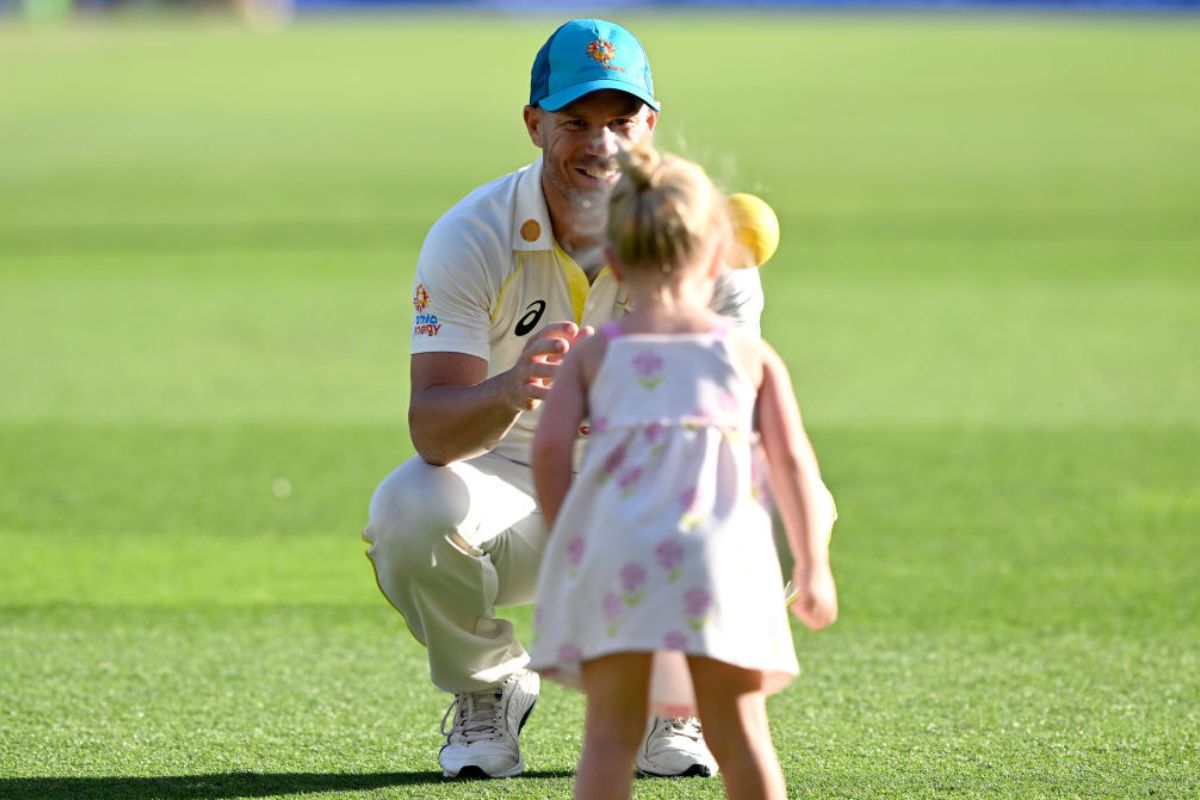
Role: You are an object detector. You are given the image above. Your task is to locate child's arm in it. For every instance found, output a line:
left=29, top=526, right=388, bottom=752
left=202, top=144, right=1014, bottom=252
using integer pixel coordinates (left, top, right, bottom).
left=755, top=342, right=838, bottom=631
left=531, top=339, right=592, bottom=534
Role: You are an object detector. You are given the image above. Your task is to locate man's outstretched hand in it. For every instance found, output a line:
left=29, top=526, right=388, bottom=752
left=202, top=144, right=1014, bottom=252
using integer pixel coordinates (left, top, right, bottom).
left=503, top=321, right=594, bottom=411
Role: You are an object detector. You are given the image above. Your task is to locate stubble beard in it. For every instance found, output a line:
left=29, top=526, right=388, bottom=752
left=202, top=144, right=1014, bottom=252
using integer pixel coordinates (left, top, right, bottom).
left=563, top=188, right=609, bottom=272
left=541, top=150, right=624, bottom=273
left=546, top=164, right=611, bottom=239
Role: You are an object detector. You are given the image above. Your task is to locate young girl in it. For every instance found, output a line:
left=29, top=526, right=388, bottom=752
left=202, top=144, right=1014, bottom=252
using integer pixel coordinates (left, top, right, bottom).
left=530, top=142, right=838, bottom=800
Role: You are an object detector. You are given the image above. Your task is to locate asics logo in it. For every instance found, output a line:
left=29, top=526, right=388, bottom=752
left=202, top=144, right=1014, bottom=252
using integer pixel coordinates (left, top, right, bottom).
left=514, top=300, right=546, bottom=336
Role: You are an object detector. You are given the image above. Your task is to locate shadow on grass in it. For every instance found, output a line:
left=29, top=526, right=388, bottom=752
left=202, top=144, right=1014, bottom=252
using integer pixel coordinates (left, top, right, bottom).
left=0, top=770, right=576, bottom=799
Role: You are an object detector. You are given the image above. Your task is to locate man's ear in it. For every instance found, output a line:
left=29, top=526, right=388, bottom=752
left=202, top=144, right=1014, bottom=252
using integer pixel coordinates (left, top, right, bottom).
left=605, top=246, right=626, bottom=283
left=524, top=105, right=545, bottom=148
left=644, top=109, right=660, bottom=135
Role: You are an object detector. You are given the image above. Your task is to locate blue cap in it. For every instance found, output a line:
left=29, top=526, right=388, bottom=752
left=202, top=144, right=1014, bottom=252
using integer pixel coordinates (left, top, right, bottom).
left=530, top=19, right=660, bottom=113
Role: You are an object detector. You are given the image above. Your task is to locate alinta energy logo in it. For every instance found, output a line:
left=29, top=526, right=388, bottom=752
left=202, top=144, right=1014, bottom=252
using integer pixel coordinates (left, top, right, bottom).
left=412, top=283, right=439, bottom=336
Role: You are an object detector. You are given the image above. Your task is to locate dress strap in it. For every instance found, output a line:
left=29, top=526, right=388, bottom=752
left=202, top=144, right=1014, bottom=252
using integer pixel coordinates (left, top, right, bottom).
left=599, top=321, right=623, bottom=340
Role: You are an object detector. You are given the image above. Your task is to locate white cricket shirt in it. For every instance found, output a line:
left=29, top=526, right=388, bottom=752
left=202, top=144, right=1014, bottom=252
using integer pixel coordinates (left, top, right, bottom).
left=410, top=157, right=764, bottom=465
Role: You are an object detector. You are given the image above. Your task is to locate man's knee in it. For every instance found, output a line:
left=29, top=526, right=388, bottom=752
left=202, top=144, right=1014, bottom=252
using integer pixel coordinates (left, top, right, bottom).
left=364, top=458, right=473, bottom=575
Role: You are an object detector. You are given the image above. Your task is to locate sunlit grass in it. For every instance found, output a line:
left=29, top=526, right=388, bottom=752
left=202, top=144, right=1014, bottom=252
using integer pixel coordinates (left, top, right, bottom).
left=1, top=13, right=1198, bottom=799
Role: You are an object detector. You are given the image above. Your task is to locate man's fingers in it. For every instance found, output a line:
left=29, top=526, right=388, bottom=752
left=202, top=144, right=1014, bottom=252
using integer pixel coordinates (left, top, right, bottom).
left=526, top=337, right=569, bottom=359
left=523, top=321, right=598, bottom=365
left=533, top=321, right=580, bottom=342
left=525, top=383, right=552, bottom=401
left=511, top=380, right=551, bottom=411
left=510, top=321, right=588, bottom=409
left=526, top=361, right=558, bottom=380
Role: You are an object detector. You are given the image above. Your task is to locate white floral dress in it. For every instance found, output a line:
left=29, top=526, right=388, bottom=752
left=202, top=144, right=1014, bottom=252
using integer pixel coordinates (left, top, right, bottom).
left=529, top=321, right=798, bottom=715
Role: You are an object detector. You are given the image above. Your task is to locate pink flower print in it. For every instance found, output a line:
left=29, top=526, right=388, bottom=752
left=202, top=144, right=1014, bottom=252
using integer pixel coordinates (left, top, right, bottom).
left=684, top=587, right=712, bottom=631
left=603, top=592, right=622, bottom=621
left=663, top=630, right=689, bottom=650
left=655, top=539, right=684, bottom=570
left=620, top=562, right=646, bottom=593
left=643, top=420, right=666, bottom=457
left=605, top=444, right=627, bottom=472
left=597, top=443, right=627, bottom=484
left=679, top=487, right=696, bottom=510
left=591, top=416, right=609, bottom=436
left=655, top=539, right=685, bottom=583
left=617, top=466, right=643, bottom=498
left=603, top=591, right=622, bottom=636
left=558, top=643, right=583, bottom=663
left=684, top=587, right=711, bottom=617
left=620, top=561, right=647, bottom=607
left=633, top=350, right=664, bottom=389
left=565, top=535, right=585, bottom=576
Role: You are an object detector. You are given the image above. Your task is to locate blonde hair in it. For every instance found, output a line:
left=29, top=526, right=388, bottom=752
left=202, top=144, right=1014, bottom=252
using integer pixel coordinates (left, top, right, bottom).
left=608, top=141, right=731, bottom=274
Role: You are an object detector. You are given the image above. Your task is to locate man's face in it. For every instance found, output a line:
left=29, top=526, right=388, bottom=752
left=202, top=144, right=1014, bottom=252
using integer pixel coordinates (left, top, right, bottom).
left=524, top=90, right=659, bottom=212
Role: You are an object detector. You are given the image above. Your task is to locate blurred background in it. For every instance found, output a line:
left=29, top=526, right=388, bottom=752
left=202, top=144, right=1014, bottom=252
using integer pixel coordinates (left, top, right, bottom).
left=1, top=1, right=1197, bottom=798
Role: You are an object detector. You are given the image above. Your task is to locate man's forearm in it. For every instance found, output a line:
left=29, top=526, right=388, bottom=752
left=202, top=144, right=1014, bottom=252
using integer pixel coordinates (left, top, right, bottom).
left=408, top=375, right=523, bottom=466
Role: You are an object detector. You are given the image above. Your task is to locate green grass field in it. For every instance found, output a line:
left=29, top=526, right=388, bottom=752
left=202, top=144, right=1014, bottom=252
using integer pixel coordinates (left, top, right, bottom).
left=1, top=11, right=1198, bottom=799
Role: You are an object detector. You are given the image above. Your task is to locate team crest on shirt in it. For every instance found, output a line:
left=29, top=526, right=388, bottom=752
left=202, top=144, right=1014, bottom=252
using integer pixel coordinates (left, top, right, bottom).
left=413, top=284, right=430, bottom=312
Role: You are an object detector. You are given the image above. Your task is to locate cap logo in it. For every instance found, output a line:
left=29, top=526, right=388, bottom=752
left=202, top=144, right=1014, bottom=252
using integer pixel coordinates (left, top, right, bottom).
left=587, top=39, right=615, bottom=64
left=413, top=283, right=430, bottom=312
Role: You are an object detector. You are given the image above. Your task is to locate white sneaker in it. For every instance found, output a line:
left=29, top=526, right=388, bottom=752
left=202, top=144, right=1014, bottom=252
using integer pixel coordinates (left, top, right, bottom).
left=635, top=716, right=719, bottom=777
left=438, top=670, right=539, bottom=779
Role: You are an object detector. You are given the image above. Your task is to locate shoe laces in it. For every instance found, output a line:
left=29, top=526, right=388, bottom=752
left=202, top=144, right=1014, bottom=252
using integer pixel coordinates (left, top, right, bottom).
left=663, top=716, right=703, bottom=741
left=441, top=685, right=505, bottom=745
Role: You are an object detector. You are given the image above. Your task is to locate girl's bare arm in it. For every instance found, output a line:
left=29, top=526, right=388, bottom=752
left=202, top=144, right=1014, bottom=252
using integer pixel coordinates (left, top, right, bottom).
left=755, top=342, right=838, bottom=630
left=531, top=339, right=594, bottom=533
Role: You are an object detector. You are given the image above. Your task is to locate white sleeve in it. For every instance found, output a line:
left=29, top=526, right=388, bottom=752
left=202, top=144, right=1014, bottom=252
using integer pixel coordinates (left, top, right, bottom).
left=409, top=215, right=500, bottom=360
left=711, top=267, right=764, bottom=337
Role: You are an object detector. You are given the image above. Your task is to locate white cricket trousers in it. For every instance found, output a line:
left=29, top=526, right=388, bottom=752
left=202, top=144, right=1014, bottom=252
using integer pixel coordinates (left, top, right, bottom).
left=363, top=450, right=835, bottom=694
left=363, top=451, right=547, bottom=694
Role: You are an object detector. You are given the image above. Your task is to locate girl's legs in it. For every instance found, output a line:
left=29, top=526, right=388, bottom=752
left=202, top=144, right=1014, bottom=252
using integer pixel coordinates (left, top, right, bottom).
left=575, top=652, right=653, bottom=800
left=688, top=656, right=786, bottom=800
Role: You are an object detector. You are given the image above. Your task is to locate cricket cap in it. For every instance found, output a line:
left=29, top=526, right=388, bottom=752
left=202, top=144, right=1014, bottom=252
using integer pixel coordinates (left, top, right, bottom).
left=530, top=19, right=660, bottom=113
